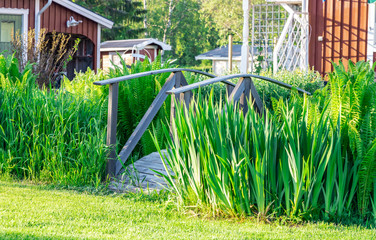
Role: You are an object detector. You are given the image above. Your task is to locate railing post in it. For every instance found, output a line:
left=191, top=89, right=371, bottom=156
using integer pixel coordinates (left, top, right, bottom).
left=240, top=77, right=251, bottom=115
left=106, top=82, right=119, bottom=178
left=226, top=84, right=235, bottom=98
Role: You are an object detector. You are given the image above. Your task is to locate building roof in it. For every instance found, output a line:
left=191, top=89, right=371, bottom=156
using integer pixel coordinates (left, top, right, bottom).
left=54, top=0, right=113, bottom=28
left=195, top=45, right=272, bottom=61
left=100, top=38, right=172, bottom=52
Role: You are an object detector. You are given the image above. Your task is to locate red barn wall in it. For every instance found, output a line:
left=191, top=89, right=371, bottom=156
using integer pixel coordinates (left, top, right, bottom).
left=309, top=0, right=369, bottom=75
left=39, top=0, right=98, bottom=69
left=1, top=0, right=99, bottom=70
left=0, top=0, right=36, bottom=28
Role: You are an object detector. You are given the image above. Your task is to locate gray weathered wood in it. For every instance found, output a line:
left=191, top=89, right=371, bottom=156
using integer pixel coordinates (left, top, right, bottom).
left=94, top=68, right=236, bottom=88
left=240, top=78, right=251, bottom=115
left=116, top=73, right=176, bottom=175
left=179, top=73, right=192, bottom=108
left=106, top=83, right=119, bottom=178
left=226, top=84, right=235, bottom=98
left=170, top=72, right=182, bottom=127
left=168, top=73, right=311, bottom=95
left=228, top=78, right=246, bottom=103
left=249, top=78, right=264, bottom=114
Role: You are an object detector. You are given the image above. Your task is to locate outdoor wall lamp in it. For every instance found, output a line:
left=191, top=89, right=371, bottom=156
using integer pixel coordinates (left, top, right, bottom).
left=67, top=16, right=82, bottom=28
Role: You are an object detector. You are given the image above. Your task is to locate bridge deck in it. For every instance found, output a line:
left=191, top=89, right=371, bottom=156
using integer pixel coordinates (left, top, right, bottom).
left=109, top=150, right=169, bottom=192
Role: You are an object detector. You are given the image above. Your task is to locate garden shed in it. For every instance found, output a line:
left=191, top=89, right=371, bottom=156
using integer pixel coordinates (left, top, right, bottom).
left=195, top=44, right=272, bottom=75
left=0, top=0, right=113, bottom=79
left=100, top=38, right=171, bottom=72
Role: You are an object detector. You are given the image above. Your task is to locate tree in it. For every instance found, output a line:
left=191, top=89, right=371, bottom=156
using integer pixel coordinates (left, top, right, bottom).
left=145, top=0, right=220, bottom=66
left=200, top=0, right=244, bottom=44
left=72, top=0, right=146, bottom=40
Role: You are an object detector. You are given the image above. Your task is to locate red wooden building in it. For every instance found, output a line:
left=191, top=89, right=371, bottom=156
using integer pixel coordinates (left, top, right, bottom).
left=100, top=38, right=172, bottom=72
left=0, top=0, right=113, bottom=79
left=309, top=0, right=369, bottom=75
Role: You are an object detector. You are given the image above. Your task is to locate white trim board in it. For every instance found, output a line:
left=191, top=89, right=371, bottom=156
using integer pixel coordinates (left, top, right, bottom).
left=367, top=3, right=376, bottom=63
left=53, top=0, right=113, bottom=29
left=0, top=8, right=29, bottom=37
left=101, top=47, right=159, bottom=52
left=97, top=24, right=101, bottom=70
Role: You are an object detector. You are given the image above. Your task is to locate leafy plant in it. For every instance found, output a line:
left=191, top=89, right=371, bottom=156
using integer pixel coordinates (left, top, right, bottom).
left=321, top=60, right=376, bottom=216
left=108, top=54, right=173, bottom=158
left=12, top=29, right=79, bottom=88
left=152, top=91, right=344, bottom=218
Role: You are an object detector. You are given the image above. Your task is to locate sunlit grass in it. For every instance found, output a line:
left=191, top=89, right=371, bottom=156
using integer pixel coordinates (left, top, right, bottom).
left=0, top=181, right=375, bottom=240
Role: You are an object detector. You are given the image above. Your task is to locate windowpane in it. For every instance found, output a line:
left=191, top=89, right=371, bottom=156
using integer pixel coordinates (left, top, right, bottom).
left=1, top=21, right=15, bottom=42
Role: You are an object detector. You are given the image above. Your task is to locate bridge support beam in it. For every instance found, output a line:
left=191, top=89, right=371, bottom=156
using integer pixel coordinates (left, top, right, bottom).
left=106, top=82, right=119, bottom=178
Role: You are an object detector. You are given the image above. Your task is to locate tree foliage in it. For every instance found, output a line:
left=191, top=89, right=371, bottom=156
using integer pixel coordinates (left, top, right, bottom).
left=72, top=0, right=146, bottom=40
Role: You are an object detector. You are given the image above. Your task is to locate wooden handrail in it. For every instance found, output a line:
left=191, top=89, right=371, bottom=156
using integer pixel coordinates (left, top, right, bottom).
left=167, top=73, right=311, bottom=95
left=93, top=68, right=236, bottom=87
left=97, top=68, right=311, bottom=178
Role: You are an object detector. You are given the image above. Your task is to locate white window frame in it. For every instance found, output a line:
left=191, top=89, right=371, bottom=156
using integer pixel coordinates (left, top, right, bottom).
left=0, top=8, right=29, bottom=60
left=0, top=8, right=29, bottom=38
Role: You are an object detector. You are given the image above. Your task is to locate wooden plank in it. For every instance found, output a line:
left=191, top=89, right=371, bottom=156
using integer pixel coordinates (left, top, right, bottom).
left=250, top=78, right=264, bottom=115
left=94, top=68, right=219, bottom=86
left=179, top=73, right=192, bottom=108
left=170, top=72, right=182, bottom=126
left=333, top=0, right=342, bottom=65
left=240, top=78, right=250, bottom=115
left=106, top=82, right=119, bottom=178
left=226, top=84, right=235, bottom=98
left=169, top=74, right=310, bottom=95
left=358, top=0, right=368, bottom=62
left=116, top=73, right=176, bottom=175
left=228, top=78, right=245, bottom=103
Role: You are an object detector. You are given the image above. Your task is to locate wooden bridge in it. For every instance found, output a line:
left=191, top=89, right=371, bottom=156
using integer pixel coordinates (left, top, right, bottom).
left=94, top=68, right=310, bottom=185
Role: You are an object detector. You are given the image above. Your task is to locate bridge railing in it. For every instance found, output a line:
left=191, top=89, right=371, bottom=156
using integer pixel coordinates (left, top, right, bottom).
left=94, top=69, right=310, bottom=177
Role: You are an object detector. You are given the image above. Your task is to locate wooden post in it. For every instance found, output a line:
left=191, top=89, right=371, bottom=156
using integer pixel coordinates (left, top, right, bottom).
left=239, top=77, right=264, bottom=116
left=228, top=34, right=233, bottom=72
left=106, top=82, right=119, bottom=178
left=170, top=72, right=182, bottom=126
left=226, top=84, right=235, bottom=99
left=240, top=77, right=251, bottom=115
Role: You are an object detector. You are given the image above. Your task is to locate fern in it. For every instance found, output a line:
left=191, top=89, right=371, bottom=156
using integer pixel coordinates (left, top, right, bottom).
left=325, top=60, right=376, bottom=216
left=107, top=54, right=173, bottom=159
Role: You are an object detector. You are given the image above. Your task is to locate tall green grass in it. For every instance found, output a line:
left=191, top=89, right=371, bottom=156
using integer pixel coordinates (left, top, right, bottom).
left=153, top=92, right=348, bottom=219
left=153, top=61, right=376, bottom=221
left=0, top=55, right=108, bottom=187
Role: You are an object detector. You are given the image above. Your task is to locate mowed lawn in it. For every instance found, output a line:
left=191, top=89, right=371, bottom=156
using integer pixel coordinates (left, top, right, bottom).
left=0, top=181, right=375, bottom=240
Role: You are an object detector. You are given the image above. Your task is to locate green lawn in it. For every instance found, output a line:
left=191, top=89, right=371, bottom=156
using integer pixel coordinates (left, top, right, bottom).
left=0, top=181, right=375, bottom=240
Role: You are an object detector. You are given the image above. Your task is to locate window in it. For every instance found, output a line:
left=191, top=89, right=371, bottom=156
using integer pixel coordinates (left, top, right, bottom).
left=1, top=21, right=15, bottom=42
left=0, top=9, right=28, bottom=54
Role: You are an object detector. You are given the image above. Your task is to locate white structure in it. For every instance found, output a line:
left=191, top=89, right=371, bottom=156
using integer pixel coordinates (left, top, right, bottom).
left=368, top=3, right=376, bottom=64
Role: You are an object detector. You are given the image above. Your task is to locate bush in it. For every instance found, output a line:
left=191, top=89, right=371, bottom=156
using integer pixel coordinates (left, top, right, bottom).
left=12, top=29, right=79, bottom=88
left=258, top=69, right=323, bottom=109
left=0, top=55, right=108, bottom=187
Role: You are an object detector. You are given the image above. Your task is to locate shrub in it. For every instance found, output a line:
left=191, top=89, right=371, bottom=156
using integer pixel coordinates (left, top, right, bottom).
left=258, top=69, right=323, bottom=109
left=12, top=29, right=79, bottom=88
